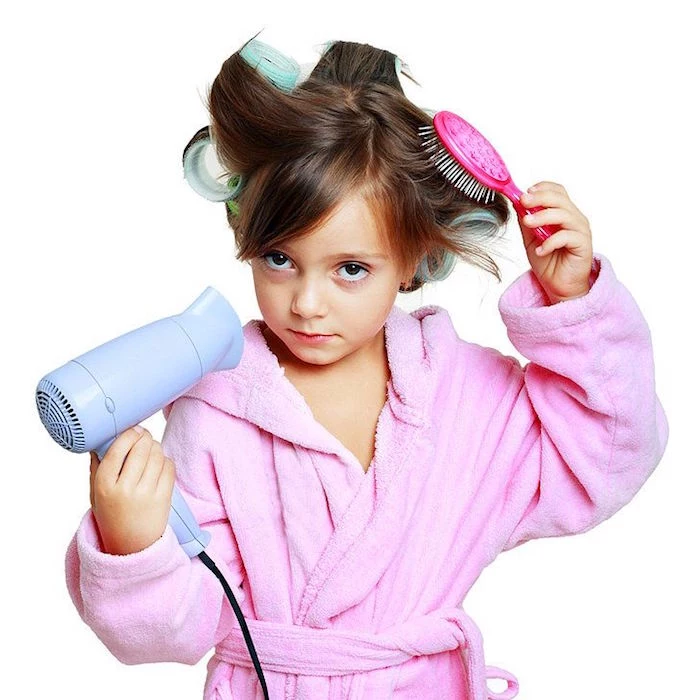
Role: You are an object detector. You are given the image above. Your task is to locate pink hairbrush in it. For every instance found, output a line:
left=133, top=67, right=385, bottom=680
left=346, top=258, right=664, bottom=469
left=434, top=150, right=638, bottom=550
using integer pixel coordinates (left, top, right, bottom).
left=419, top=111, right=557, bottom=242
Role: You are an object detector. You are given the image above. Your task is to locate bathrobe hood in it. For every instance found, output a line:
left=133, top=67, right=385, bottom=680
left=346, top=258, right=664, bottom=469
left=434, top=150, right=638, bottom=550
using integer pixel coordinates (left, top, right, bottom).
left=165, top=303, right=451, bottom=460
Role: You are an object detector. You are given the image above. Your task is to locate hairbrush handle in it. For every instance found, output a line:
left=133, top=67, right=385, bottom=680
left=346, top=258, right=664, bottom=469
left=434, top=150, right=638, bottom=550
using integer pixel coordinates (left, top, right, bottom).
left=503, top=181, right=558, bottom=243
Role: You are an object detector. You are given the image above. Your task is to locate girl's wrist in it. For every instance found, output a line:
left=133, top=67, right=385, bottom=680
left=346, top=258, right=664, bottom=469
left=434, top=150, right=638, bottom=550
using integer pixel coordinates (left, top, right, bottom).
left=545, top=285, right=590, bottom=305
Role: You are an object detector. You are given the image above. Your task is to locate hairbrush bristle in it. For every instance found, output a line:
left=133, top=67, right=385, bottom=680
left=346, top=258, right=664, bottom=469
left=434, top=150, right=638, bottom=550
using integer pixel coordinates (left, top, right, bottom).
left=419, top=125, right=496, bottom=204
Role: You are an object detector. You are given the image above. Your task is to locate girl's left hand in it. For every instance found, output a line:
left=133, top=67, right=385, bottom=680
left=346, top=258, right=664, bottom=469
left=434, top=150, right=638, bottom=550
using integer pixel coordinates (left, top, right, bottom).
left=518, top=181, right=594, bottom=304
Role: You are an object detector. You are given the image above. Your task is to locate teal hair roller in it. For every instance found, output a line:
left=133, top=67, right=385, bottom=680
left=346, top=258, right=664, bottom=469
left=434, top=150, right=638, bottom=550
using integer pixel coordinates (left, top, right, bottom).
left=239, top=38, right=300, bottom=93
left=415, top=209, right=503, bottom=284
left=182, top=127, right=244, bottom=203
left=183, top=36, right=301, bottom=205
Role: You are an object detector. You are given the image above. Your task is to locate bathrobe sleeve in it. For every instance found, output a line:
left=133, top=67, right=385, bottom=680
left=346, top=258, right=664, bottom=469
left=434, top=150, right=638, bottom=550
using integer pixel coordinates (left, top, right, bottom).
left=64, top=397, right=241, bottom=665
left=493, top=253, right=669, bottom=550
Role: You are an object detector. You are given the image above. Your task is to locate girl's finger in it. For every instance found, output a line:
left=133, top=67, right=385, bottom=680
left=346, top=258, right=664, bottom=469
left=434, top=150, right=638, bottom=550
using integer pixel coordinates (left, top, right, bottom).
left=136, top=441, right=165, bottom=491
left=117, top=433, right=154, bottom=490
left=522, top=207, right=585, bottom=230
left=89, top=450, right=99, bottom=476
left=89, top=451, right=99, bottom=508
left=528, top=181, right=567, bottom=195
left=534, top=229, right=588, bottom=257
left=524, top=185, right=589, bottom=227
left=521, top=188, right=572, bottom=211
left=156, top=458, right=176, bottom=499
left=97, top=427, right=148, bottom=486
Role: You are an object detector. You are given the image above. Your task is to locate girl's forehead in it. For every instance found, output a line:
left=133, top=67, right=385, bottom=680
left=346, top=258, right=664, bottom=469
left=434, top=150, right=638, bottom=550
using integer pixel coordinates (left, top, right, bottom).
left=286, top=193, right=391, bottom=257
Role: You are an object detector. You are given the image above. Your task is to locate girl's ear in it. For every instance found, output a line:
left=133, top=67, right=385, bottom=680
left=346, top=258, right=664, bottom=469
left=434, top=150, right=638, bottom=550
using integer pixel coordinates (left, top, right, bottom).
left=399, top=276, right=415, bottom=292
left=402, top=261, right=420, bottom=289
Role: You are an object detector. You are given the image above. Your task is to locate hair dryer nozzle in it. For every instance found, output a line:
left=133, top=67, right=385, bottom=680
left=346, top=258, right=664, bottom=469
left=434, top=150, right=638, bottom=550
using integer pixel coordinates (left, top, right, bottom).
left=175, top=287, right=243, bottom=374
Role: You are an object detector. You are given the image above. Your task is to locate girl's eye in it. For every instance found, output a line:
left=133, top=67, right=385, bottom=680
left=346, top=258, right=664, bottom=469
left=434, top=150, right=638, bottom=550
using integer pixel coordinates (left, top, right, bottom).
left=263, top=252, right=291, bottom=270
left=261, top=253, right=369, bottom=283
left=337, top=263, right=369, bottom=282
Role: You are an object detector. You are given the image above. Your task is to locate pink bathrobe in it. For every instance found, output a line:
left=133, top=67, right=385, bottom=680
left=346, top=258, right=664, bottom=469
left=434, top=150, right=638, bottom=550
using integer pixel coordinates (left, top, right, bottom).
left=66, top=253, right=668, bottom=699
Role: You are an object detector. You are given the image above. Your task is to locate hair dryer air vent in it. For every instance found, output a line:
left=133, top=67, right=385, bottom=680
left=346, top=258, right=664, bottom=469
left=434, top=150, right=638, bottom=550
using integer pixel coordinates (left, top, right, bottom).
left=36, top=377, right=85, bottom=452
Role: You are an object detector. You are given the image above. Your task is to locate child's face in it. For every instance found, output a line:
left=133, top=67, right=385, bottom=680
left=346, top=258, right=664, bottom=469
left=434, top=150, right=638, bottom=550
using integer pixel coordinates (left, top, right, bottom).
left=250, top=191, right=409, bottom=372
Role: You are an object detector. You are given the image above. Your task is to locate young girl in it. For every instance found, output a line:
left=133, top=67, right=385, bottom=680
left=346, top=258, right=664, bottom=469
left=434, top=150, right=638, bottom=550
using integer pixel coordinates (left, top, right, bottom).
left=66, top=38, right=669, bottom=699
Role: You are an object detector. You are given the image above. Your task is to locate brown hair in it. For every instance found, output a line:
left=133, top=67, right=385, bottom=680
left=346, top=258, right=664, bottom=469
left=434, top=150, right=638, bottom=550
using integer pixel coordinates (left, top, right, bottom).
left=201, top=38, right=510, bottom=292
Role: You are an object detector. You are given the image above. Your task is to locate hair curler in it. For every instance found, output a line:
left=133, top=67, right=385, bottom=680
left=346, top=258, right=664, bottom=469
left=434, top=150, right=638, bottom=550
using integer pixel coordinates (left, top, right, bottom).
left=35, top=287, right=244, bottom=557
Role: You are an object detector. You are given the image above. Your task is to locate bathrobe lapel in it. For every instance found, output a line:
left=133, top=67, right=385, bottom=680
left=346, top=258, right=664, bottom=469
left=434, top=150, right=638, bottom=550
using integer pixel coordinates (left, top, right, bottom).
left=295, top=305, right=446, bottom=628
left=170, top=303, right=456, bottom=627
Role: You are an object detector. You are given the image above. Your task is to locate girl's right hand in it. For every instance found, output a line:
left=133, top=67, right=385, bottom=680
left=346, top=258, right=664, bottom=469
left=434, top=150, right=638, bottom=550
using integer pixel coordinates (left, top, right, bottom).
left=89, top=426, right=176, bottom=555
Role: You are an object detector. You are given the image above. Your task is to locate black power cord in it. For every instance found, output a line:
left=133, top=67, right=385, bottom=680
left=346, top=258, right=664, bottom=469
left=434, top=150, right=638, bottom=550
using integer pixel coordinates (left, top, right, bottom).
left=198, top=551, right=269, bottom=700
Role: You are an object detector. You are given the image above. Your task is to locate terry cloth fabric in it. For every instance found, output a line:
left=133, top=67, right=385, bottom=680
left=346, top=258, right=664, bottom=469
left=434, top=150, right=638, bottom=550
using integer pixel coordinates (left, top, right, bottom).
left=66, top=252, right=668, bottom=699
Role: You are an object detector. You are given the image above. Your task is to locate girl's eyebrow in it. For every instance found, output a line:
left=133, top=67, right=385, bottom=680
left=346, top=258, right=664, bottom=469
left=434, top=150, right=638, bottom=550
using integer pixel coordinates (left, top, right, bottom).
left=323, top=251, right=388, bottom=261
left=279, top=246, right=388, bottom=261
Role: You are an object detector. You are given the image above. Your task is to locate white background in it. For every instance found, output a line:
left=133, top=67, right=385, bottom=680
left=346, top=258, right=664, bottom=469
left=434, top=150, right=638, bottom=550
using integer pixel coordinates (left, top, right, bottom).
left=3, top=1, right=696, bottom=698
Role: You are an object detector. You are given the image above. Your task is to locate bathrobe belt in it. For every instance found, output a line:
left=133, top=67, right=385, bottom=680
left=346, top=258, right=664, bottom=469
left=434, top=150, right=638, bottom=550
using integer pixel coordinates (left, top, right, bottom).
left=214, top=606, right=519, bottom=700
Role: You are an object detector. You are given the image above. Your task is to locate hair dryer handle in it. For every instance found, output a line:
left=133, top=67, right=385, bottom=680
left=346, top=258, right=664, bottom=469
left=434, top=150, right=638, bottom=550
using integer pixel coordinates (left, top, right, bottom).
left=169, top=485, right=211, bottom=557
left=95, top=437, right=211, bottom=558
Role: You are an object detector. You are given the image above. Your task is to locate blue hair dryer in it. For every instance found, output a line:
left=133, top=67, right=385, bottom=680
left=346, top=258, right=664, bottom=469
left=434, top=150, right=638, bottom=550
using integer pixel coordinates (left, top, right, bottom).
left=35, top=287, right=244, bottom=557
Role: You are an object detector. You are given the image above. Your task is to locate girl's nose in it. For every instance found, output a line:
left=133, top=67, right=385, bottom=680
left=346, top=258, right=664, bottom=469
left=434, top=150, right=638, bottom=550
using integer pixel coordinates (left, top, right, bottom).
left=291, top=277, right=328, bottom=317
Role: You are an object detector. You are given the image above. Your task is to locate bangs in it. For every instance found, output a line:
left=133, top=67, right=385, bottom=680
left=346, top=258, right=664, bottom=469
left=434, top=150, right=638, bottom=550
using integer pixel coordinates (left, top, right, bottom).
left=235, top=150, right=370, bottom=259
